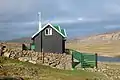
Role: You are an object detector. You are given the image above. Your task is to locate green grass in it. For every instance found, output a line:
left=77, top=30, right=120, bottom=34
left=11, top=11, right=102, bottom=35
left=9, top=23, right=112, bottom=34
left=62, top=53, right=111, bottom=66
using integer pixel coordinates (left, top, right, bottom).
left=0, top=56, right=106, bottom=80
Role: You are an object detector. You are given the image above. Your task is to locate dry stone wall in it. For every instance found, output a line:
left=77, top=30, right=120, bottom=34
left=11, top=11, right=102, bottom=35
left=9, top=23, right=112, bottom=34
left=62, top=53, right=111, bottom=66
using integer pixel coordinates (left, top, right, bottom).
left=0, top=46, right=72, bottom=70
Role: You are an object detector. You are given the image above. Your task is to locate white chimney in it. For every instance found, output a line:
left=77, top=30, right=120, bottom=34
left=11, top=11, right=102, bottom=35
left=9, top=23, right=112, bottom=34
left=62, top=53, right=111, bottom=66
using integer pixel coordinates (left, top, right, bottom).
left=38, top=12, right=41, bottom=31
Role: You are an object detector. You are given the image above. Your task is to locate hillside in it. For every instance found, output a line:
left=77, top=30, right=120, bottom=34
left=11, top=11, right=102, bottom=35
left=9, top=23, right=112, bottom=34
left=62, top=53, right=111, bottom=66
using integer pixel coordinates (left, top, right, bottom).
left=66, top=31, right=120, bottom=57
left=80, top=31, right=120, bottom=42
left=0, top=56, right=106, bottom=80
left=7, top=37, right=32, bottom=44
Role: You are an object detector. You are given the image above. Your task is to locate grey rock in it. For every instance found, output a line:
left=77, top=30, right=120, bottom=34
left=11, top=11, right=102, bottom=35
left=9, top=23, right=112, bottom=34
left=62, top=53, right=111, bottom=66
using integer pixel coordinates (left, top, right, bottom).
left=3, top=52, right=11, bottom=58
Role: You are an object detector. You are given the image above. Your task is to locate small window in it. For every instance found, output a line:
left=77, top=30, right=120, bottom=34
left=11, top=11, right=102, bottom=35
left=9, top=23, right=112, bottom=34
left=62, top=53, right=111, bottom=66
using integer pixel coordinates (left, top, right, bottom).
left=45, top=28, right=52, bottom=35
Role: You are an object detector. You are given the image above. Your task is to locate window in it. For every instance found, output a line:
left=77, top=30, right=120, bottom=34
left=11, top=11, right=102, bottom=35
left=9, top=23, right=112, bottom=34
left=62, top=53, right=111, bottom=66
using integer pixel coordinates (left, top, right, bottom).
left=45, top=28, right=52, bottom=35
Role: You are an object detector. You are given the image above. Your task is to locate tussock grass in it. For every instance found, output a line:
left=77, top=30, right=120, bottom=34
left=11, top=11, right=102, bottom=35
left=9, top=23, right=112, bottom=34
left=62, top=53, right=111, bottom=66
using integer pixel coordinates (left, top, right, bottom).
left=0, top=56, right=106, bottom=80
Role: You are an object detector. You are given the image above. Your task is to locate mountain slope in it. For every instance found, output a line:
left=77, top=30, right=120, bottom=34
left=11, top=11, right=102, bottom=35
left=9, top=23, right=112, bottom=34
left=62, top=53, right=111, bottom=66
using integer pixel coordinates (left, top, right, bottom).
left=66, top=31, right=120, bottom=57
left=81, top=31, right=120, bottom=42
left=7, top=37, right=32, bottom=43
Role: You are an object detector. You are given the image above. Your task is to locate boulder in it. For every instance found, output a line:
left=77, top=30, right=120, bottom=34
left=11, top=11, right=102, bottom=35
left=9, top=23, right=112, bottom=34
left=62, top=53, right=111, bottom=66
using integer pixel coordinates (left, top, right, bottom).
left=56, top=64, right=64, bottom=69
left=10, top=53, right=16, bottom=59
left=32, top=57, right=38, bottom=61
left=29, top=60, right=36, bottom=64
left=3, top=52, right=11, bottom=58
left=18, top=57, right=31, bottom=62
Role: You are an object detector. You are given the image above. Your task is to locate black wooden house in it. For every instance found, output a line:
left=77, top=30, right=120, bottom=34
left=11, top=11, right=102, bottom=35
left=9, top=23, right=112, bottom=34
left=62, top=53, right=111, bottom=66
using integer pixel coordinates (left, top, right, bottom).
left=31, top=23, right=67, bottom=53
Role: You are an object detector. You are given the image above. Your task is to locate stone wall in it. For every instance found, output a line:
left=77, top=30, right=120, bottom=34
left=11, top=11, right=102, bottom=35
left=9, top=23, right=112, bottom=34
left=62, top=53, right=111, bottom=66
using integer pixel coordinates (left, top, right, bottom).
left=0, top=45, right=72, bottom=70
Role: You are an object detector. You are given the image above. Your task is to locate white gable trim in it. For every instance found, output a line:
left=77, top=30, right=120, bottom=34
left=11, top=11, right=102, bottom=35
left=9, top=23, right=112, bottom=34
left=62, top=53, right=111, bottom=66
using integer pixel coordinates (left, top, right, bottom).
left=32, top=30, right=40, bottom=39
left=32, top=23, right=66, bottom=38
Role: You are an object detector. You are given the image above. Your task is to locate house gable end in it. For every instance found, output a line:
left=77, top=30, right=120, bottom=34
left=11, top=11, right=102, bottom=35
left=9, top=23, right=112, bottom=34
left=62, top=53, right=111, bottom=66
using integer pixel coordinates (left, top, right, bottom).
left=42, top=25, right=64, bottom=39
left=32, top=23, right=67, bottom=39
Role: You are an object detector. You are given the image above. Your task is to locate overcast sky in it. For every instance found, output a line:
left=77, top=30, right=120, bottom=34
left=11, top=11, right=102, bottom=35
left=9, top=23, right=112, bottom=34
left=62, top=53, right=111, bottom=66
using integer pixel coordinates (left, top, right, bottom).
left=1, top=0, right=120, bottom=40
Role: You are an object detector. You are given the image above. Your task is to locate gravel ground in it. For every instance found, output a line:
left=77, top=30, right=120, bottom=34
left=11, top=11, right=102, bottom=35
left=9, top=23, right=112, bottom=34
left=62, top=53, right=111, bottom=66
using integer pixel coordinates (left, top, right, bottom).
left=97, top=62, right=120, bottom=80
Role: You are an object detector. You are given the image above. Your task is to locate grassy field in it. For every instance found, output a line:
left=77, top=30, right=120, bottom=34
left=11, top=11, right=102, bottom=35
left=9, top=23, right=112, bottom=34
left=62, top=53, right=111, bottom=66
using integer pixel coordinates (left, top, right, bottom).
left=0, top=56, right=107, bottom=80
left=66, top=40, right=120, bottom=57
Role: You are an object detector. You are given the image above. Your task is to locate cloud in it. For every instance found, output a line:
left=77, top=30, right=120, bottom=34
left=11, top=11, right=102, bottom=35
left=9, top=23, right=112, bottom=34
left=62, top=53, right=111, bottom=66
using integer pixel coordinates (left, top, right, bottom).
left=44, top=19, right=78, bottom=24
left=104, top=25, right=120, bottom=29
left=43, top=17, right=103, bottom=24
left=104, top=3, right=120, bottom=15
left=1, top=0, right=120, bottom=40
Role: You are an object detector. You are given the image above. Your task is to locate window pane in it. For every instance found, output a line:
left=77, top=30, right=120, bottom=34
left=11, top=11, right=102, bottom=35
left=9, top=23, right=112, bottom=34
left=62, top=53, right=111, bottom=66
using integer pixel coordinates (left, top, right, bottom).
left=46, top=29, right=48, bottom=34
left=49, top=28, right=52, bottom=35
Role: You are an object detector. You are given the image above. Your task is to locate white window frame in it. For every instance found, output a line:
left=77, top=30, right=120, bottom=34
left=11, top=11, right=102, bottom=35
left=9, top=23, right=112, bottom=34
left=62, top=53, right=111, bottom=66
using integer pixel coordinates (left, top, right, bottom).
left=45, top=28, right=52, bottom=35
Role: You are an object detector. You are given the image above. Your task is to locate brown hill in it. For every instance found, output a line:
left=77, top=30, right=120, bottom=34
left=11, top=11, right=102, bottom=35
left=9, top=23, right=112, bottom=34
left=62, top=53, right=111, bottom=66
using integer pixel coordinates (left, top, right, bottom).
left=80, top=31, right=120, bottom=42
left=66, top=31, right=120, bottom=57
left=7, top=37, right=32, bottom=44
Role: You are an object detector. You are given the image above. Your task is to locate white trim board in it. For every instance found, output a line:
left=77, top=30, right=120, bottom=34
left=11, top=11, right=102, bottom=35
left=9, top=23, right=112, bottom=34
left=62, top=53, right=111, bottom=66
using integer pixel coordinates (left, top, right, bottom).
left=32, top=23, right=67, bottom=38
